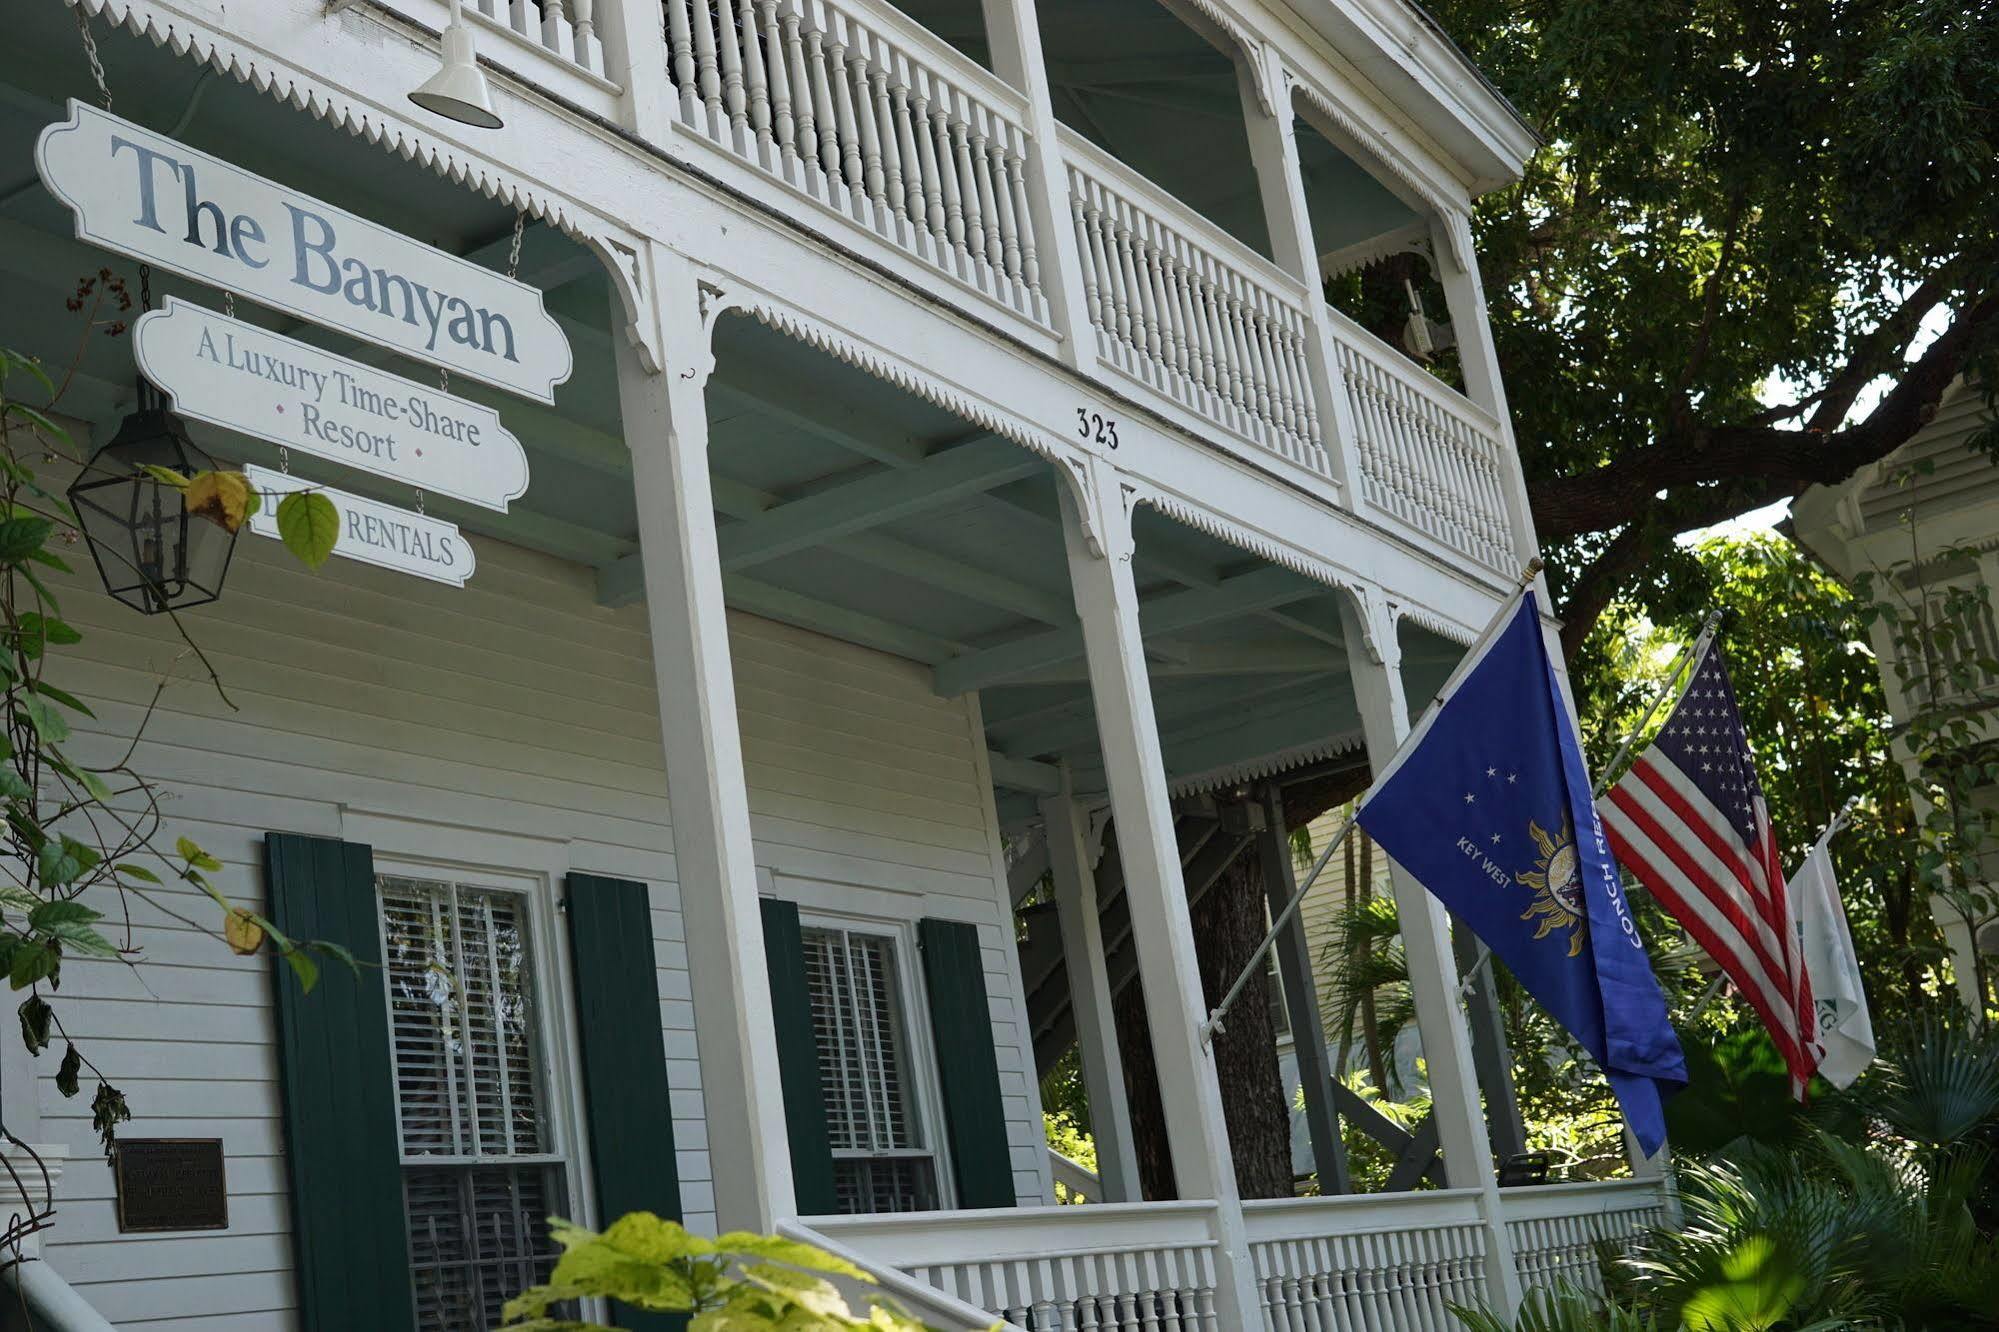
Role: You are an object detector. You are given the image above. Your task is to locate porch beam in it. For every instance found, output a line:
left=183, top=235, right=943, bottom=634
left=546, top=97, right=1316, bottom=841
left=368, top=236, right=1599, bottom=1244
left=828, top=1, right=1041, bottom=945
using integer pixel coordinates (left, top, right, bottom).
left=721, top=575, right=970, bottom=664
left=718, top=438, right=1039, bottom=571
left=935, top=565, right=1324, bottom=696
left=988, top=751, right=1064, bottom=797
left=998, top=639, right=1345, bottom=684
left=709, top=373, right=928, bottom=468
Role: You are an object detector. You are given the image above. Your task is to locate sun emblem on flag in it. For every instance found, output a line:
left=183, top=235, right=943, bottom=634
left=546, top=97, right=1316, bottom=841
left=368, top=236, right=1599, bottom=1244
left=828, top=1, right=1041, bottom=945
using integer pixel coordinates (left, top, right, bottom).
left=1516, top=817, right=1586, bottom=957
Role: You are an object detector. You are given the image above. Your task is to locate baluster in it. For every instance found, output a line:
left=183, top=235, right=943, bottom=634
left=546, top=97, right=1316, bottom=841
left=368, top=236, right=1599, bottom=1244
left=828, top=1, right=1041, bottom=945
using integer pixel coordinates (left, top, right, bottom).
left=805, top=10, right=843, bottom=198
left=843, top=27, right=886, bottom=227
left=1195, top=255, right=1237, bottom=423
left=781, top=2, right=820, bottom=183
left=1115, top=204, right=1160, bottom=372
left=969, top=106, right=1007, bottom=278
left=1087, top=182, right=1131, bottom=351
left=690, top=0, right=723, bottom=134
left=824, top=17, right=864, bottom=201
left=1183, top=253, right=1222, bottom=406
left=715, top=0, right=748, bottom=143
left=870, top=51, right=907, bottom=238
left=986, top=123, right=1025, bottom=299
left=911, top=74, right=950, bottom=252
left=538, top=0, right=573, bottom=61
left=890, top=55, right=925, bottom=236
left=507, top=0, right=535, bottom=40
left=757, top=0, right=794, bottom=173
left=665, top=0, right=699, bottom=123
left=1007, top=133, right=1039, bottom=293
left=1150, top=227, right=1190, bottom=389
left=929, top=82, right=968, bottom=263
left=1068, top=180, right=1107, bottom=342
left=571, top=0, right=600, bottom=71
left=1138, top=221, right=1181, bottom=390
left=1247, top=293, right=1292, bottom=441
left=947, top=92, right=985, bottom=267
left=736, top=0, right=772, bottom=161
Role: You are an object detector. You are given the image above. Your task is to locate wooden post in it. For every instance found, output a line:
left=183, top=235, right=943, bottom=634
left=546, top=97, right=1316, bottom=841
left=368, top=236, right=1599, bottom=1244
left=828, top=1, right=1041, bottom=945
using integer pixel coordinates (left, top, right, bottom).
left=1454, top=921, right=1528, bottom=1161
left=1041, top=790, right=1142, bottom=1203
left=1057, top=459, right=1260, bottom=1327
left=1254, top=782, right=1351, bottom=1194
left=614, top=242, right=794, bottom=1231
left=977, top=0, right=1098, bottom=366
left=1340, top=591, right=1522, bottom=1314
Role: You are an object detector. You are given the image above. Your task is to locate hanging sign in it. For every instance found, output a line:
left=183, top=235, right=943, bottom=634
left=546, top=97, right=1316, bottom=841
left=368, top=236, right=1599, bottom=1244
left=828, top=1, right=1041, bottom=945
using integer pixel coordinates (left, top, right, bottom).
left=37, top=101, right=571, bottom=403
left=245, top=466, right=477, bottom=587
left=134, top=299, right=530, bottom=512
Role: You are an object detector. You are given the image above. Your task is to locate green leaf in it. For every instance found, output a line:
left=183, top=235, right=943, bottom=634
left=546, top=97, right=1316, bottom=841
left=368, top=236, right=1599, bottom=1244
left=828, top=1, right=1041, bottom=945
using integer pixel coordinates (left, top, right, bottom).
left=29, top=899, right=117, bottom=959
left=282, top=948, right=319, bottom=994
left=7, top=941, right=55, bottom=991
left=35, top=837, right=100, bottom=889
left=29, top=681, right=95, bottom=718
left=0, top=516, right=53, bottom=563
left=176, top=837, right=224, bottom=874
left=0, top=884, right=41, bottom=914
left=14, top=613, right=80, bottom=660
left=16, top=694, right=68, bottom=744
left=139, top=465, right=188, bottom=490
left=113, top=863, right=162, bottom=885
left=276, top=490, right=339, bottom=569
left=0, top=767, right=32, bottom=803
left=17, top=993, right=51, bottom=1055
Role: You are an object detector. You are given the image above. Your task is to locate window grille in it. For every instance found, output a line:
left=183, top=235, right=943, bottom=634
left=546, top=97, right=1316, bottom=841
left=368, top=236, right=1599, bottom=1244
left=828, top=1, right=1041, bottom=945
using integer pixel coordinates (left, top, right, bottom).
left=800, top=925, right=940, bottom=1213
left=380, top=875, right=565, bottom=1330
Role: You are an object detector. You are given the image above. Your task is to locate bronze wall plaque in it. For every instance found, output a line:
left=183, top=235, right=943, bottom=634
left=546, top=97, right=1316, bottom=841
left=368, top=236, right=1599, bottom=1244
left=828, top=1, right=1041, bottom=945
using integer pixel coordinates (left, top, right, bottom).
left=114, top=1138, right=228, bottom=1232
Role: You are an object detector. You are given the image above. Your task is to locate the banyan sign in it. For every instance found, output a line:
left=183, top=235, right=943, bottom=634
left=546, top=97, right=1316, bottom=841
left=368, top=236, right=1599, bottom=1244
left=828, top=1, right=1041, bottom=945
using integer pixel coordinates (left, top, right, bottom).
left=246, top=466, right=477, bottom=588
left=37, top=101, right=571, bottom=403
left=135, top=299, right=530, bottom=513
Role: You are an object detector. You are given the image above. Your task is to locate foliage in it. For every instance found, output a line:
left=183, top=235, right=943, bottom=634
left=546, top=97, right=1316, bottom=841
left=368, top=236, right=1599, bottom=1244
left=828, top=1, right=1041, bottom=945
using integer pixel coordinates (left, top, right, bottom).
left=1044, top=1106, right=1097, bottom=1205
left=0, top=279, right=350, bottom=1189
left=1423, top=0, right=1999, bottom=646
left=501, top=1212, right=979, bottom=1331
left=1453, top=1284, right=1665, bottom=1332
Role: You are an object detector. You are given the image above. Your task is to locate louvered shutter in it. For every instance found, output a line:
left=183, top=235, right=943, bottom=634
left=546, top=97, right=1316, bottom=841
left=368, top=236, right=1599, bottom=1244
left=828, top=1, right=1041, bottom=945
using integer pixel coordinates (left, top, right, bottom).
left=266, top=833, right=417, bottom=1332
left=917, top=918, right=1016, bottom=1209
left=565, top=874, right=684, bottom=1332
left=758, top=898, right=838, bottom=1215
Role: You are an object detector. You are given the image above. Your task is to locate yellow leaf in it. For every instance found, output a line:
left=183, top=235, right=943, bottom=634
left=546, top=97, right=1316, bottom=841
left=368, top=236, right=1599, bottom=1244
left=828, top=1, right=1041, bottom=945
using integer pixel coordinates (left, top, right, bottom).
left=223, top=907, right=265, bottom=955
left=185, top=470, right=253, bottom=534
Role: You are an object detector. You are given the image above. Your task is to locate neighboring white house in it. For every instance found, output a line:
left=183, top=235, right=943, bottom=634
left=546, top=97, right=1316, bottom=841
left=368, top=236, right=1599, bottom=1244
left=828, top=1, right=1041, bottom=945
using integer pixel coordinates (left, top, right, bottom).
left=0, top=1, right=1669, bottom=1328
left=1793, top=379, right=1999, bottom=1015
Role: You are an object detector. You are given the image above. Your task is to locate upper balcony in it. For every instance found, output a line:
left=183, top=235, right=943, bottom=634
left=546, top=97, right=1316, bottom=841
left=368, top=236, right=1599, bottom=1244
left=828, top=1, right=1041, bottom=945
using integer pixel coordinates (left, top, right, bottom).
left=362, top=0, right=1537, bottom=587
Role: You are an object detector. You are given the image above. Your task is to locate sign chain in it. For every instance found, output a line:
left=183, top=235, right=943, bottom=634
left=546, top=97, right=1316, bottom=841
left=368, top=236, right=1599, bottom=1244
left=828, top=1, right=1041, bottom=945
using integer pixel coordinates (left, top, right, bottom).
left=138, top=263, right=151, bottom=312
left=223, top=290, right=235, bottom=319
left=278, top=445, right=290, bottom=476
left=506, top=210, right=526, bottom=280
left=75, top=9, right=112, bottom=112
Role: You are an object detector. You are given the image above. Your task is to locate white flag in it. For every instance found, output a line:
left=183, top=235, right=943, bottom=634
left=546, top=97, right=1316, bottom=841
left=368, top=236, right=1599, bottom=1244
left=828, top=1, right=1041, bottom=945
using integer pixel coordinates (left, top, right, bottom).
left=1789, top=828, right=1875, bottom=1088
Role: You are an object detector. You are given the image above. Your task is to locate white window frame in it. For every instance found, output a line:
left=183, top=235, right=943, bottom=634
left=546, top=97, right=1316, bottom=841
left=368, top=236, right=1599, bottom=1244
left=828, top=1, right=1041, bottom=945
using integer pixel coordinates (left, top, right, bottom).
left=371, top=850, right=589, bottom=1327
left=795, top=908, right=957, bottom=1213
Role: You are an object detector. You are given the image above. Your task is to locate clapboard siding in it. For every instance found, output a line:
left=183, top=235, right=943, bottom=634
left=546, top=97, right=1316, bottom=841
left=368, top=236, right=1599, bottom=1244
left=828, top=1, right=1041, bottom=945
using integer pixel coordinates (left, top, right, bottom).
left=37, top=500, right=1042, bottom=1325
left=1859, top=384, right=1999, bottom=527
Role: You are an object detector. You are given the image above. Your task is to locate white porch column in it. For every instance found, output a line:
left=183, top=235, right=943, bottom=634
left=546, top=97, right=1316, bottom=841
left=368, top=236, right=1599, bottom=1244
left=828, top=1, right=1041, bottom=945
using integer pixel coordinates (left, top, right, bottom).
left=1237, top=51, right=1362, bottom=494
left=1340, top=592, right=1523, bottom=1315
left=597, top=0, right=675, bottom=139
left=615, top=242, right=794, bottom=1231
left=1057, top=461, right=1260, bottom=1327
left=978, top=0, right=1099, bottom=368
left=1041, top=790, right=1142, bottom=1203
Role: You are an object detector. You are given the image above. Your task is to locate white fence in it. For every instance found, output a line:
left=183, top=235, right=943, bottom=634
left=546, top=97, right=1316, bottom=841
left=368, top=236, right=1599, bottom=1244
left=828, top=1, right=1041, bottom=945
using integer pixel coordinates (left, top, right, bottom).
left=660, top=0, right=1050, bottom=324
left=1326, top=304, right=1514, bottom=573
left=1063, top=131, right=1329, bottom=480
left=816, top=1201, right=1224, bottom=1331
left=1501, top=1179, right=1672, bottom=1299
left=1244, top=1191, right=1491, bottom=1332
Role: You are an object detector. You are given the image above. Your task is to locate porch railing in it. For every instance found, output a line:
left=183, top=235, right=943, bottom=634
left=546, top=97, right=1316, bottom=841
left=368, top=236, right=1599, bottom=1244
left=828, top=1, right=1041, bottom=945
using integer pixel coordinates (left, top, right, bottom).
left=1062, top=131, right=1329, bottom=481
left=813, top=1200, right=1223, bottom=1330
left=660, top=0, right=1050, bottom=325
left=1325, top=303, right=1515, bottom=574
left=1501, top=1178, right=1672, bottom=1299
left=1243, top=1190, right=1491, bottom=1331
left=469, top=0, right=606, bottom=77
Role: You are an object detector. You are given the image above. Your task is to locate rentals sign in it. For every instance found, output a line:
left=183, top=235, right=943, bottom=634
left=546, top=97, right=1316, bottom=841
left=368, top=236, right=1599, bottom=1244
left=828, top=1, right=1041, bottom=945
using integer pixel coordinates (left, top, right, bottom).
left=246, top=466, right=476, bottom=588
left=134, top=299, right=530, bottom=513
left=37, top=101, right=571, bottom=403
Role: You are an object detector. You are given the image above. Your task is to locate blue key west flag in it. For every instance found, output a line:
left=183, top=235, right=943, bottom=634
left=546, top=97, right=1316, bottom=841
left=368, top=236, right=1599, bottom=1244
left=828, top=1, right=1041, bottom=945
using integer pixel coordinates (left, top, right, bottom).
left=1356, top=592, right=1686, bottom=1155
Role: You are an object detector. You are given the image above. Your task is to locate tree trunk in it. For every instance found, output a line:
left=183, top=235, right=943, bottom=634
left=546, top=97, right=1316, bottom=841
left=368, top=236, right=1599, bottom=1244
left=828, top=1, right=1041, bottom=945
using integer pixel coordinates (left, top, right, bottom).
left=1196, top=853, right=1295, bottom=1199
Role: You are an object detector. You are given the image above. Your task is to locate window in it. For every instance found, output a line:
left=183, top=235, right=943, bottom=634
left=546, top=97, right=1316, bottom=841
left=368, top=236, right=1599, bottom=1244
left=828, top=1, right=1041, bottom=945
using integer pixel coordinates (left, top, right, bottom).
left=379, top=874, right=566, bottom=1330
left=800, top=923, right=942, bottom=1213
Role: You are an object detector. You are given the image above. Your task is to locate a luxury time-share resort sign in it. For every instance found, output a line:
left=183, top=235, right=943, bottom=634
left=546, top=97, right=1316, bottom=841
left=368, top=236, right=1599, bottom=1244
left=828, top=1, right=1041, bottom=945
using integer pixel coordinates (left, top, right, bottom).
left=36, top=101, right=570, bottom=586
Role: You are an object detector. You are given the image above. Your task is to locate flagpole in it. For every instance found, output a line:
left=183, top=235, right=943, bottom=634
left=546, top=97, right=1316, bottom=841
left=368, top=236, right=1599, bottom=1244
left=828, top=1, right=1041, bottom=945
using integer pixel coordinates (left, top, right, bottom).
left=1200, top=558, right=1544, bottom=1046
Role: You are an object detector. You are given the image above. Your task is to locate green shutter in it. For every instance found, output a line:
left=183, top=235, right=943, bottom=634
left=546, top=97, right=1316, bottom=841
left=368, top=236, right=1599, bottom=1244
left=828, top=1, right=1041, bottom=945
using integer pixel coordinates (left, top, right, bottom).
left=265, top=833, right=416, bottom=1332
left=565, top=873, right=684, bottom=1332
left=759, top=897, right=838, bottom=1215
left=917, top=918, right=1016, bottom=1210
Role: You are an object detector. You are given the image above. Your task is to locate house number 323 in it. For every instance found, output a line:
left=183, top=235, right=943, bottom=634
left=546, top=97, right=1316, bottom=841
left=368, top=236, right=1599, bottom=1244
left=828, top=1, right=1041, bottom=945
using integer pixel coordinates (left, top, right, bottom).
left=1076, top=408, right=1120, bottom=449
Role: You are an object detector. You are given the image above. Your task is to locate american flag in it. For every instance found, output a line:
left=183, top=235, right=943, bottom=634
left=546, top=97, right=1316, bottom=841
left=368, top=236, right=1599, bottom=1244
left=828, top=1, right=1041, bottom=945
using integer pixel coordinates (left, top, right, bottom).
left=1597, top=642, right=1819, bottom=1096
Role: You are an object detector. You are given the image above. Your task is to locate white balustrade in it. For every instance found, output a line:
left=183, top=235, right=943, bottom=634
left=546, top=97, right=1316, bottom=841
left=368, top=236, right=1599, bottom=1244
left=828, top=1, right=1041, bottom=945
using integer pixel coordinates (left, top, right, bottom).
left=468, top=0, right=605, bottom=76
left=1324, top=304, right=1514, bottom=573
left=815, top=1201, right=1224, bottom=1331
left=660, top=0, right=1048, bottom=324
left=1243, top=1191, right=1491, bottom=1332
left=1061, top=131, right=1328, bottom=479
left=1501, top=1179, right=1670, bottom=1299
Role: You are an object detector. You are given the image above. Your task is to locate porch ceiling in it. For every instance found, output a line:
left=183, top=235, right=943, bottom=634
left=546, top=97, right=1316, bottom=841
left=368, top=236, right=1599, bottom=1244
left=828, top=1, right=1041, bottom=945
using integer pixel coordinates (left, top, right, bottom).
left=0, top=6, right=1452, bottom=821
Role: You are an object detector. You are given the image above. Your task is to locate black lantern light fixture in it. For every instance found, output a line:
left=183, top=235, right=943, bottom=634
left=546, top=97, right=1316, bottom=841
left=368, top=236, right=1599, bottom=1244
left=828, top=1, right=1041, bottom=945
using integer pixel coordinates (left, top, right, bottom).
left=68, top=379, right=238, bottom=614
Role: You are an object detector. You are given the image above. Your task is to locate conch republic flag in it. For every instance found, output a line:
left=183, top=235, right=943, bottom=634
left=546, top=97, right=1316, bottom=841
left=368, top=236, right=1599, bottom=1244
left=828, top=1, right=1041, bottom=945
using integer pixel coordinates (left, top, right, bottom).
left=1356, top=590, right=1687, bottom=1155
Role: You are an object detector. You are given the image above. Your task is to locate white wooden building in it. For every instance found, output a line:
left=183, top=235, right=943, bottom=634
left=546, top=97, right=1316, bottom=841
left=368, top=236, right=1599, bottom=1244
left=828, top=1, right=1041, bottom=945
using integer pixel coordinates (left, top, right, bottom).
left=0, top=0, right=1672, bottom=1328
left=1793, top=379, right=1999, bottom=1016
